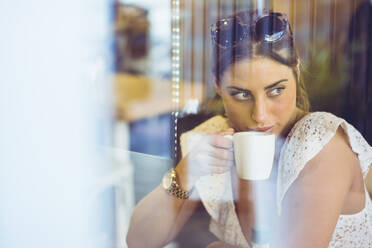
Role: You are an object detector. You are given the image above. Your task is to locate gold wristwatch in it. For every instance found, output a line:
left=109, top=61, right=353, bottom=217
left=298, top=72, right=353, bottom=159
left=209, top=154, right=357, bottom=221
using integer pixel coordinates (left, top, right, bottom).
left=162, top=168, right=193, bottom=199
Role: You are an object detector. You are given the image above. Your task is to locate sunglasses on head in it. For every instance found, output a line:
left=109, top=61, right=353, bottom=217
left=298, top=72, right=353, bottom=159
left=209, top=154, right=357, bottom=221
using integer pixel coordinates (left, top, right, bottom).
left=211, top=12, right=289, bottom=49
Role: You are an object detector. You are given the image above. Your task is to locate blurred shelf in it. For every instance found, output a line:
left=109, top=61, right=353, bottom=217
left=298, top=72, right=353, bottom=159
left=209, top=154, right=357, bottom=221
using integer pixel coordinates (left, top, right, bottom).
left=115, top=73, right=205, bottom=122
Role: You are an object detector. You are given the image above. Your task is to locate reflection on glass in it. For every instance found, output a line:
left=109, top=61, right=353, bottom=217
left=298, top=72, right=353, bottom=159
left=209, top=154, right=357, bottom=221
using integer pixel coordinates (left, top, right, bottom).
left=118, top=1, right=372, bottom=248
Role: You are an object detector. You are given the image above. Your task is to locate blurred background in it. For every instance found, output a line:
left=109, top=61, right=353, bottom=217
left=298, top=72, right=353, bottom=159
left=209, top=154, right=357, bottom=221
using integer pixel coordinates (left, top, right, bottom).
left=115, top=0, right=372, bottom=247
left=116, top=0, right=372, bottom=244
left=116, top=0, right=372, bottom=159
left=1, top=0, right=371, bottom=248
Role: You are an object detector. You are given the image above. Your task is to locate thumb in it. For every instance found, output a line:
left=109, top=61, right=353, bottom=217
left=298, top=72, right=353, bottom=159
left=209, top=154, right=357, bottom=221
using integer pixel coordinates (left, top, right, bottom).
left=219, top=128, right=235, bottom=136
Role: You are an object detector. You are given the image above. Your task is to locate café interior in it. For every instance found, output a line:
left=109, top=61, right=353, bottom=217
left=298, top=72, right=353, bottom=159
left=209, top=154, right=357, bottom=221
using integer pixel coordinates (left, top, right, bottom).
left=2, top=0, right=372, bottom=248
left=116, top=0, right=372, bottom=247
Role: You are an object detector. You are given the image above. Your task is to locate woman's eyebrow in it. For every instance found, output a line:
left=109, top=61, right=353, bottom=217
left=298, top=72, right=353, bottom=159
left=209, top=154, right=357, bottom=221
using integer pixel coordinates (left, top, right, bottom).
left=226, top=86, right=250, bottom=92
left=264, top=79, right=288, bottom=90
left=226, top=79, right=288, bottom=92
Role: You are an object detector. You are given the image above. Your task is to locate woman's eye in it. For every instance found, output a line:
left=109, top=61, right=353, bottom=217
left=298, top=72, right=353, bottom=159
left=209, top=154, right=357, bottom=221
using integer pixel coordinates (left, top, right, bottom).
left=231, top=91, right=252, bottom=100
left=267, top=87, right=285, bottom=97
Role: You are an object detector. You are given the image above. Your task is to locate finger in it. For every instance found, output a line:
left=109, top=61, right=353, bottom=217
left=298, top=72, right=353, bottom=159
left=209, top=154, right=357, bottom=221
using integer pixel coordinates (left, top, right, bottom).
left=208, top=134, right=233, bottom=149
left=183, top=154, right=233, bottom=177
left=204, top=145, right=235, bottom=162
left=197, top=153, right=234, bottom=168
left=218, top=128, right=235, bottom=136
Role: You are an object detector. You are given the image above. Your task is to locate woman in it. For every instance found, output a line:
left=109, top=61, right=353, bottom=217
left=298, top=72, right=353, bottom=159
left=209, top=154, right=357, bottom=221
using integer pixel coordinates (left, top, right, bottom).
left=126, top=9, right=372, bottom=248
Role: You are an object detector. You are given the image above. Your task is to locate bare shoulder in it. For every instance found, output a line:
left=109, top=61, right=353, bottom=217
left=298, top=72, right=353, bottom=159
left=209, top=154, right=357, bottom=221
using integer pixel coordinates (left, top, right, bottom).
left=288, top=112, right=360, bottom=188
left=276, top=127, right=357, bottom=247
left=296, top=126, right=355, bottom=197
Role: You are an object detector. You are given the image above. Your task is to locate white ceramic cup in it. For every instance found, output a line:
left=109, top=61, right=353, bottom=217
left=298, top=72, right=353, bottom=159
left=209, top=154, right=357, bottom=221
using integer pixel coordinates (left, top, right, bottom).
left=225, top=132, right=275, bottom=180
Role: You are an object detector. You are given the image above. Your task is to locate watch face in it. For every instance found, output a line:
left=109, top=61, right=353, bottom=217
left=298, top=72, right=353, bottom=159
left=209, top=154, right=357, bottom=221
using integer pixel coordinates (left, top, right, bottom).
left=162, top=171, right=172, bottom=189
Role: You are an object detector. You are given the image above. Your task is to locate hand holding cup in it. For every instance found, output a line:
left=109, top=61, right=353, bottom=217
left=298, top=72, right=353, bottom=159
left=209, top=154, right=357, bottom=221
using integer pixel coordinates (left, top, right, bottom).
left=176, top=128, right=236, bottom=189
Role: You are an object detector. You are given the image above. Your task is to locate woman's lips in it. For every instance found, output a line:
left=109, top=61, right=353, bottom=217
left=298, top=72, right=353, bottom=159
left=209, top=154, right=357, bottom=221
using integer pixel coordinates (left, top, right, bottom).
left=250, top=125, right=275, bottom=133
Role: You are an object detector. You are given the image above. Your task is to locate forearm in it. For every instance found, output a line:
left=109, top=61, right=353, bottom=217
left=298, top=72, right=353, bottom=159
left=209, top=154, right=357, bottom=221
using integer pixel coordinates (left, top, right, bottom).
left=126, top=132, right=234, bottom=247
left=235, top=179, right=255, bottom=242
left=236, top=179, right=276, bottom=244
left=126, top=184, right=199, bottom=248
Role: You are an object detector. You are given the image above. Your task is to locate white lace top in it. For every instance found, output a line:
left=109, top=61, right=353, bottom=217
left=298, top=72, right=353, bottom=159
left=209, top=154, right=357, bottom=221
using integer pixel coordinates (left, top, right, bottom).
left=180, top=112, right=372, bottom=247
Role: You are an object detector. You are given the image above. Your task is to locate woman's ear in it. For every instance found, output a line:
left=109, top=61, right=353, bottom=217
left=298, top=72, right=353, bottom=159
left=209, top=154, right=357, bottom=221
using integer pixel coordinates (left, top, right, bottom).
left=213, top=76, right=222, bottom=95
left=295, top=60, right=301, bottom=81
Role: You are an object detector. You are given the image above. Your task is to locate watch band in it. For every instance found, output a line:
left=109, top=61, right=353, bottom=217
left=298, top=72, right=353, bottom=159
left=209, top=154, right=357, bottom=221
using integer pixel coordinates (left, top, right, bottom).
left=166, top=184, right=192, bottom=199
left=164, top=168, right=193, bottom=199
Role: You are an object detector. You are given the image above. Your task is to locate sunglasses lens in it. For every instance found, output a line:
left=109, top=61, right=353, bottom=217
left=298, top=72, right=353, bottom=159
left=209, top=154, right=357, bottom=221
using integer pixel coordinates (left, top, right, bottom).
left=213, top=18, right=245, bottom=47
left=256, top=14, right=286, bottom=42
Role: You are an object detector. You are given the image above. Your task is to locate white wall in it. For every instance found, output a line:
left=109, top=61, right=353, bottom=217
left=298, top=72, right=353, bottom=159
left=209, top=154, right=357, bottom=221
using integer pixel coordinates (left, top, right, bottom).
left=0, top=1, right=114, bottom=247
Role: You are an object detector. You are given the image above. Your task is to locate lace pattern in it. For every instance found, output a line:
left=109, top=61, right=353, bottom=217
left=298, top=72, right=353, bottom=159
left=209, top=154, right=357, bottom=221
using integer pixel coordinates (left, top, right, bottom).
left=277, top=112, right=372, bottom=214
left=277, top=112, right=372, bottom=247
left=180, top=112, right=372, bottom=247
left=328, top=187, right=372, bottom=247
left=277, top=112, right=342, bottom=214
left=180, top=116, right=249, bottom=247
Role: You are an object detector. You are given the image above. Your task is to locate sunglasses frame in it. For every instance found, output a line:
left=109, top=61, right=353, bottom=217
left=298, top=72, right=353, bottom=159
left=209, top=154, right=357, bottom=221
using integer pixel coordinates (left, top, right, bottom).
left=211, top=12, right=289, bottom=49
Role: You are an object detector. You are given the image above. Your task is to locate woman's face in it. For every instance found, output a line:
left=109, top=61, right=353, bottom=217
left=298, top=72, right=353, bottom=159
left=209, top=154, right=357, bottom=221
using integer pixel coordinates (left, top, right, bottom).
left=217, top=57, right=301, bottom=136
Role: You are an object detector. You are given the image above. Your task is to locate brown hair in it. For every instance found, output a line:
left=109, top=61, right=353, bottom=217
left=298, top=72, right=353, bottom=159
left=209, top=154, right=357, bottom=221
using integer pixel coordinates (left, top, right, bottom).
left=212, top=9, right=310, bottom=112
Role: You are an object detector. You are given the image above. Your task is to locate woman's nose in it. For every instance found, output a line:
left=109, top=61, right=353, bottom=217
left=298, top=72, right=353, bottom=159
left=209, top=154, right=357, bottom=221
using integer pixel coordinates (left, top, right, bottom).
left=251, top=98, right=268, bottom=124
